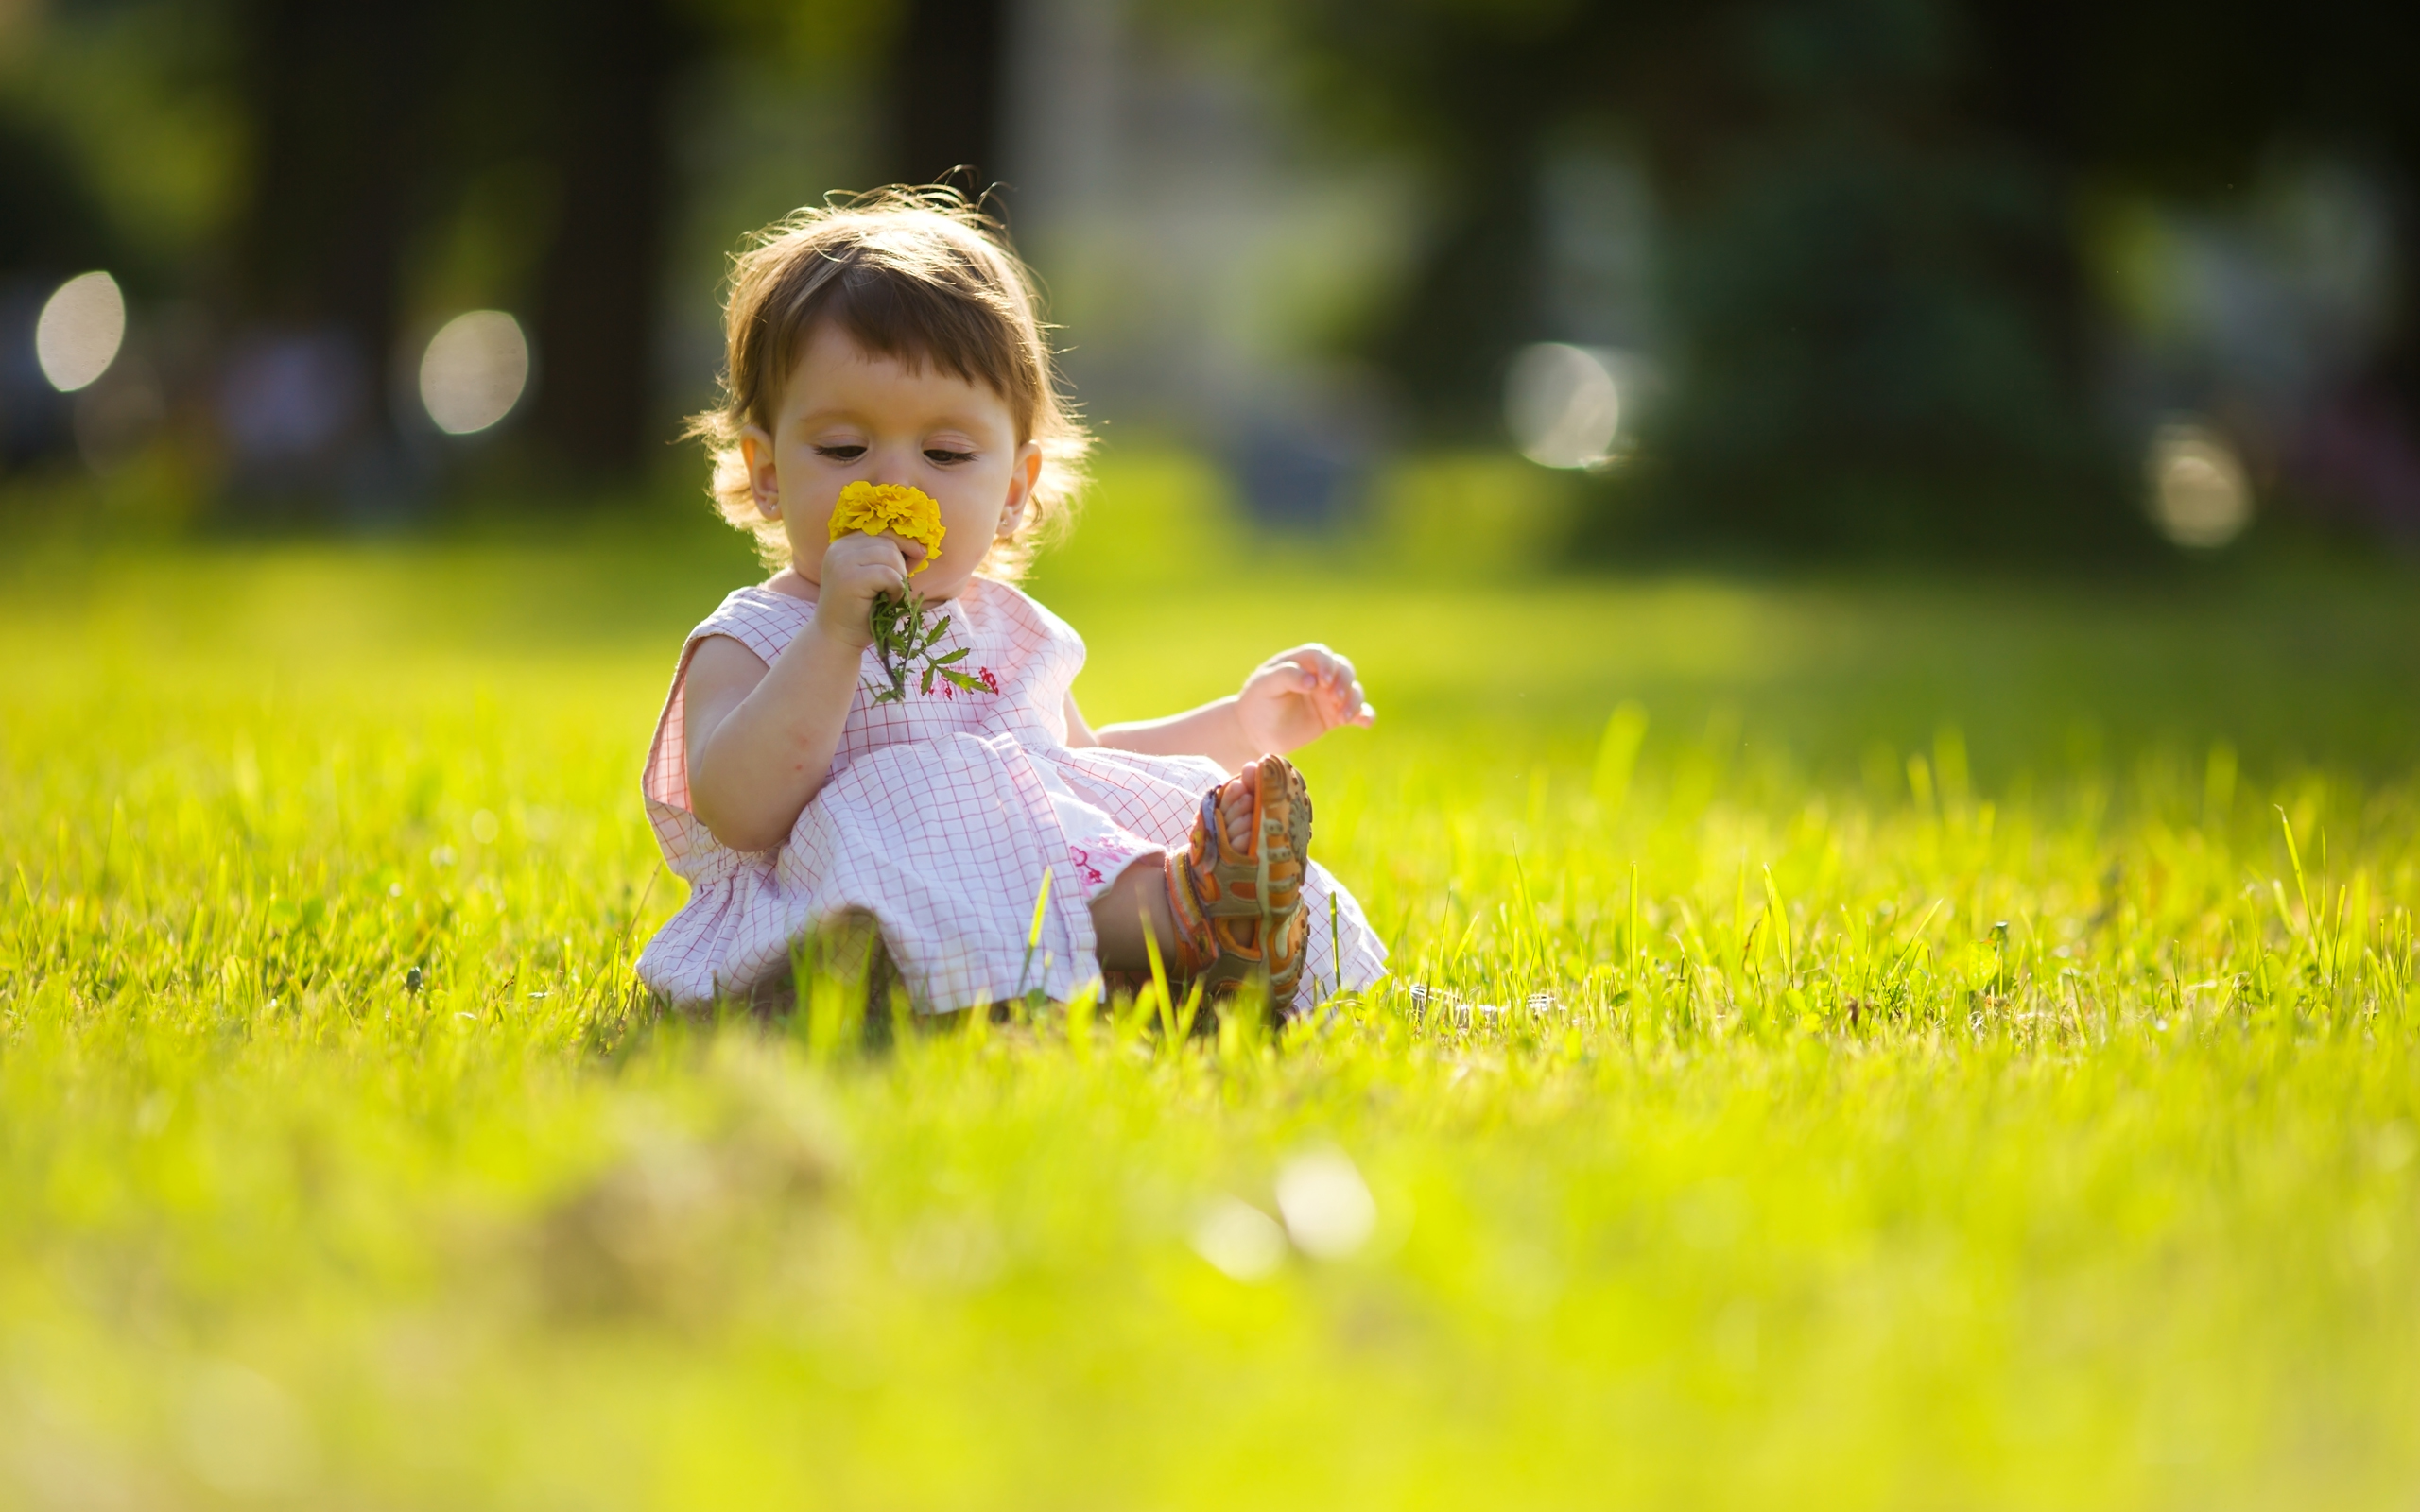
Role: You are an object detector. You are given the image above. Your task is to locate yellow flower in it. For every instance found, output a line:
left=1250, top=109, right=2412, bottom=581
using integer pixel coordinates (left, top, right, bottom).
left=827, top=481, right=945, bottom=576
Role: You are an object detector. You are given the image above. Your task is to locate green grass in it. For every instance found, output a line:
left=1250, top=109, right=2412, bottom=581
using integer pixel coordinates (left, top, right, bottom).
left=5, top=519, right=2420, bottom=1509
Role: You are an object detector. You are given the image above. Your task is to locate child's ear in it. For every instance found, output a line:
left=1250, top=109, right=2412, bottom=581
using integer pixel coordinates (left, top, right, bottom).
left=999, top=440, right=1044, bottom=537
left=739, top=424, right=781, bottom=518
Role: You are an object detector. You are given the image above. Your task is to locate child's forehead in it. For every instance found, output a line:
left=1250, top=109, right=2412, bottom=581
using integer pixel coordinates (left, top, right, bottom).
left=778, top=319, right=1011, bottom=420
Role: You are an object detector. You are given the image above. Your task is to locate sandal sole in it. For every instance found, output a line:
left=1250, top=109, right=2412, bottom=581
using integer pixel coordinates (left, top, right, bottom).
left=1188, top=755, right=1314, bottom=1017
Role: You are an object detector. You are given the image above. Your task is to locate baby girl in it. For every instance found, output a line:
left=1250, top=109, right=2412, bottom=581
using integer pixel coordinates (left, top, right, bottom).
left=637, top=188, right=1388, bottom=1019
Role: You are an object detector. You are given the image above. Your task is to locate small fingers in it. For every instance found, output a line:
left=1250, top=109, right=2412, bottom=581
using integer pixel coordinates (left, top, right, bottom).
left=1298, top=649, right=1362, bottom=713
left=1284, top=660, right=1373, bottom=734
left=1259, top=661, right=1316, bottom=692
left=881, top=529, right=929, bottom=574
left=1286, top=645, right=1344, bottom=679
left=1316, top=673, right=1370, bottom=729
left=827, top=537, right=910, bottom=593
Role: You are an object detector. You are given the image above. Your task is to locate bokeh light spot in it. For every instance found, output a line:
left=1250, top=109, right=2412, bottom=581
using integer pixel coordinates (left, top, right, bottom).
left=1190, top=1196, right=1287, bottom=1281
left=1274, top=1148, right=1377, bottom=1259
left=2148, top=421, right=2253, bottom=549
left=1506, top=342, right=1620, bottom=470
left=419, top=311, right=530, bottom=435
left=35, top=271, right=127, bottom=393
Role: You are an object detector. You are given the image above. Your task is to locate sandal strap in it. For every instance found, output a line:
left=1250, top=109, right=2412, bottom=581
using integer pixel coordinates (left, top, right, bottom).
left=1161, top=850, right=1213, bottom=975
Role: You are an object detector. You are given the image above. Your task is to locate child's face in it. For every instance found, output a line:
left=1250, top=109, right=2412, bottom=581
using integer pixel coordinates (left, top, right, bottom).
left=740, top=320, right=1042, bottom=601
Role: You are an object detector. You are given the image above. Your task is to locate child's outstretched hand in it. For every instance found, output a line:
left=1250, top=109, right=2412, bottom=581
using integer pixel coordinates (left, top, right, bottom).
left=1236, top=644, right=1375, bottom=757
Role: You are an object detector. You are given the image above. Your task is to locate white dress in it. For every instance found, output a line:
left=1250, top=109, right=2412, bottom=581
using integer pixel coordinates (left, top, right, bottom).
left=637, top=576, right=1389, bottom=1014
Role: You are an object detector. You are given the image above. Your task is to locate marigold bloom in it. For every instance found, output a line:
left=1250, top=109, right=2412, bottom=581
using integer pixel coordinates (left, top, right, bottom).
left=828, top=481, right=946, bottom=575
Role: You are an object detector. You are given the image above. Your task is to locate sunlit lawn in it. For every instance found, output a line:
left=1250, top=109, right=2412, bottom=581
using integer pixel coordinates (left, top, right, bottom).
left=5, top=500, right=2420, bottom=1509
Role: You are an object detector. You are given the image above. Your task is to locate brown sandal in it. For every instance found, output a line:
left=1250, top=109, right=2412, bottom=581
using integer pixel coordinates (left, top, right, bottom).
left=1167, top=754, right=1313, bottom=1015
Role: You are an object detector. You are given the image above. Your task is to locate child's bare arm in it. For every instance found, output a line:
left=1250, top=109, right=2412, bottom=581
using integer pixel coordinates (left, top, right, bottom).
left=683, top=630, right=862, bottom=851
left=1069, top=644, right=1374, bottom=775
left=686, top=534, right=912, bottom=851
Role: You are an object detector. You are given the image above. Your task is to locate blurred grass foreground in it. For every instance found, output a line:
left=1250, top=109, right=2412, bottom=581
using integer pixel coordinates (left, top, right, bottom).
left=6, top=480, right=2420, bottom=1508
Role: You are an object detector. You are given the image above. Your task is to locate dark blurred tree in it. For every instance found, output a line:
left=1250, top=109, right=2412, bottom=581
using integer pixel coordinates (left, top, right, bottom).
left=226, top=0, right=432, bottom=505
left=234, top=0, right=424, bottom=342
left=1264, top=0, right=2139, bottom=556
left=1261, top=0, right=2420, bottom=557
left=1962, top=0, right=2420, bottom=474
left=886, top=0, right=1008, bottom=193
left=0, top=111, right=115, bottom=275
left=1644, top=0, right=2138, bottom=556
left=520, top=0, right=689, bottom=474
left=225, top=0, right=697, bottom=498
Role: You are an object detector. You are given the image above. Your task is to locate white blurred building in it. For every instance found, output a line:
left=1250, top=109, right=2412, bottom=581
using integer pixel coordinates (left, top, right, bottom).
left=998, top=0, right=1667, bottom=522
left=1001, top=0, right=1417, bottom=521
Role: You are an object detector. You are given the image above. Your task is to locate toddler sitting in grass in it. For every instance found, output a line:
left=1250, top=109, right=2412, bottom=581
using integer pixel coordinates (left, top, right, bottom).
left=637, top=188, right=1387, bottom=1019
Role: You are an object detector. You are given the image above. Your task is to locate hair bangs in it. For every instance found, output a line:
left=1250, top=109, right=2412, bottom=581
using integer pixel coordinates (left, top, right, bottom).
left=800, top=261, right=1033, bottom=425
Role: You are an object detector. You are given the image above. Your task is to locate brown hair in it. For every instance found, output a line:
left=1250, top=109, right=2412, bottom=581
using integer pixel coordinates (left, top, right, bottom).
left=688, top=186, right=1089, bottom=577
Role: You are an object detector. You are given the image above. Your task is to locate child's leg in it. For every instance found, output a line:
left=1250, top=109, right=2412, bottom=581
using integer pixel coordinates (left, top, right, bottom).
left=1087, top=764, right=1264, bottom=974
left=1087, top=853, right=1180, bottom=973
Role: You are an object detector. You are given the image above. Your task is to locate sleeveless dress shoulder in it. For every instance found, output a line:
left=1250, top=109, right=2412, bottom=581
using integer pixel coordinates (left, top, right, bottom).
left=637, top=576, right=1387, bottom=1014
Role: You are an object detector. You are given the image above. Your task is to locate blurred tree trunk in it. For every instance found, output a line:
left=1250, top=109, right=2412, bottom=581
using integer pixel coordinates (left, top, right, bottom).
left=230, top=0, right=432, bottom=507
left=886, top=0, right=1006, bottom=194
left=234, top=0, right=424, bottom=349
left=525, top=0, right=685, bottom=476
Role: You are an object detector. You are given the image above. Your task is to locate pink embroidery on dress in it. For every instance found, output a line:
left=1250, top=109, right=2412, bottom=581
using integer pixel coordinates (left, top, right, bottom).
left=920, top=664, right=998, bottom=699
left=1069, top=846, right=1106, bottom=889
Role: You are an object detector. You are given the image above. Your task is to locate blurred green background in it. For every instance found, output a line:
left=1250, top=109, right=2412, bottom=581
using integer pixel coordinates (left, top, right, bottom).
left=6, top=0, right=2420, bottom=558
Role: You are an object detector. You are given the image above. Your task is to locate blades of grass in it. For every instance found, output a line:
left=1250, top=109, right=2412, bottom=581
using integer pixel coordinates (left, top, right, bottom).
left=1762, top=865, right=1795, bottom=984
left=1141, top=902, right=1174, bottom=1045
left=1014, top=868, right=1053, bottom=1003
left=1064, top=977, right=1099, bottom=1063
left=1626, top=860, right=1642, bottom=1000
left=2279, top=804, right=2316, bottom=944
left=1174, top=976, right=1205, bottom=1042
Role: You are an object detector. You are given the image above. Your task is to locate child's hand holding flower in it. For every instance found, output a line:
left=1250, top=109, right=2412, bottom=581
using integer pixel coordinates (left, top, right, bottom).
left=821, top=481, right=986, bottom=703
left=815, top=481, right=943, bottom=649
left=1236, top=644, right=1375, bottom=757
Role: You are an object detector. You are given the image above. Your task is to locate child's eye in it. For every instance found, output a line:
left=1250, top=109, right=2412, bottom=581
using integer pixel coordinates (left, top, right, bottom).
left=814, top=444, right=866, bottom=461
left=925, top=448, right=976, bottom=465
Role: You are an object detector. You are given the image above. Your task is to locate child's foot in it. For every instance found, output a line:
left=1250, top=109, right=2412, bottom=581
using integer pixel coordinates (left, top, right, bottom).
left=1165, top=754, right=1313, bottom=1016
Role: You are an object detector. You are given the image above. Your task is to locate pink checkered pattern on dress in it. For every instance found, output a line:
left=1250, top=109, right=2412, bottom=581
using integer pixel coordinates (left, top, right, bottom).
left=637, top=576, right=1389, bottom=1014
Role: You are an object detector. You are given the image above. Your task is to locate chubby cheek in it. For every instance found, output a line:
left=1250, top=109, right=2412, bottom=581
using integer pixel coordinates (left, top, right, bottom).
left=781, top=509, right=832, bottom=584
left=943, top=500, right=998, bottom=558
left=932, top=478, right=1008, bottom=562
left=770, top=458, right=835, bottom=579
left=779, top=455, right=831, bottom=522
